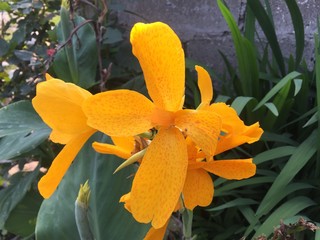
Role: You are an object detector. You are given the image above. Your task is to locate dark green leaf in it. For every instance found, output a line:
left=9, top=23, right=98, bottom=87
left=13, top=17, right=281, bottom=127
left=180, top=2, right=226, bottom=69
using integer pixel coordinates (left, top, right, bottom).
left=256, top=131, right=317, bottom=216
left=0, top=168, right=40, bottom=230
left=0, top=39, right=10, bottom=57
left=103, top=27, right=123, bottom=44
left=14, top=50, right=34, bottom=61
left=207, top=198, right=258, bottom=212
left=247, top=0, right=286, bottom=75
left=53, top=7, right=98, bottom=89
left=5, top=190, right=43, bottom=237
left=284, top=0, right=304, bottom=67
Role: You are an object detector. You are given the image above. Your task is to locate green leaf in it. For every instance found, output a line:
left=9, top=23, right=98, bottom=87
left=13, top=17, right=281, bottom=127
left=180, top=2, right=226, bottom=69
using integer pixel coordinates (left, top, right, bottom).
left=14, top=50, right=34, bottom=61
left=254, top=146, right=296, bottom=165
left=35, top=133, right=149, bottom=240
left=103, top=27, right=123, bottom=44
left=230, top=96, right=255, bottom=115
left=256, top=131, right=317, bottom=216
left=293, top=79, right=303, bottom=96
left=207, top=198, right=258, bottom=212
left=53, top=7, right=98, bottom=89
left=0, top=101, right=50, bottom=160
left=253, top=197, right=316, bottom=238
left=247, top=0, right=286, bottom=75
left=303, top=112, right=318, bottom=128
left=254, top=71, right=301, bottom=111
left=0, top=168, right=40, bottom=230
left=284, top=0, right=304, bottom=67
left=0, top=39, right=10, bottom=57
left=218, top=0, right=259, bottom=98
left=5, top=190, right=43, bottom=237
left=264, top=102, right=278, bottom=116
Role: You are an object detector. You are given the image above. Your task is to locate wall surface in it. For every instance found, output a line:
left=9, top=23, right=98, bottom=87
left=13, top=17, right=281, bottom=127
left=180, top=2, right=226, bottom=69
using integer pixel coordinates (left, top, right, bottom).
left=115, top=0, right=319, bottom=82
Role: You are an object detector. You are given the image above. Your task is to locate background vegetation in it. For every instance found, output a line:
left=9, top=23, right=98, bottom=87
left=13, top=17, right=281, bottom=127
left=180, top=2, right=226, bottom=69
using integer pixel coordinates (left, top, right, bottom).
left=0, top=0, right=319, bottom=239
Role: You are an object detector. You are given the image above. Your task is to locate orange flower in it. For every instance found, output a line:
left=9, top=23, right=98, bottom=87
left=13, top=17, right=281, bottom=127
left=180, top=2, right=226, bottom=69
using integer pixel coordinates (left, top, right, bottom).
left=83, top=22, right=221, bottom=229
left=32, top=74, right=96, bottom=199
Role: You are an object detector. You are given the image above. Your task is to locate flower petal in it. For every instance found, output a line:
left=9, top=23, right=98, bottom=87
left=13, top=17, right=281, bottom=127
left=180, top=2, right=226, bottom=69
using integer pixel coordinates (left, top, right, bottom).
left=195, top=65, right=213, bottom=107
left=83, top=90, right=155, bottom=136
left=130, top=127, right=188, bottom=229
left=215, top=122, right=263, bottom=155
left=130, top=22, right=185, bottom=112
left=144, top=221, right=169, bottom=240
left=92, top=141, right=132, bottom=159
left=38, top=130, right=94, bottom=199
left=203, top=159, right=256, bottom=180
left=209, top=103, right=263, bottom=154
left=183, top=169, right=214, bottom=210
left=32, top=78, right=92, bottom=142
left=175, top=109, right=221, bottom=157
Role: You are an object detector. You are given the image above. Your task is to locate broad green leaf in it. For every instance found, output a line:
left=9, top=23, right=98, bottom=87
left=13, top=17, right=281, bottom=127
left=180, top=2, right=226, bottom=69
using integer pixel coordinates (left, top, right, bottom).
left=0, top=168, right=40, bottom=230
left=254, top=146, right=296, bottom=165
left=0, top=101, right=50, bottom=160
left=52, top=7, right=98, bottom=89
left=0, top=101, right=48, bottom=138
left=5, top=190, right=43, bottom=237
left=0, top=39, right=9, bottom=57
left=207, top=198, right=258, bottom=212
left=253, top=197, right=316, bottom=238
left=284, top=0, right=304, bottom=67
left=256, top=131, right=317, bottom=216
left=14, top=50, right=34, bottom=62
left=254, top=71, right=301, bottom=111
left=247, top=0, right=285, bottom=75
left=35, top=133, right=149, bottom=240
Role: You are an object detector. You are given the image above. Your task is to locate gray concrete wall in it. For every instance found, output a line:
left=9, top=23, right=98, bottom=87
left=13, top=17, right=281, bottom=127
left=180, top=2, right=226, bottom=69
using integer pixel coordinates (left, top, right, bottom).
left=115, top=0, right=319, bottom=81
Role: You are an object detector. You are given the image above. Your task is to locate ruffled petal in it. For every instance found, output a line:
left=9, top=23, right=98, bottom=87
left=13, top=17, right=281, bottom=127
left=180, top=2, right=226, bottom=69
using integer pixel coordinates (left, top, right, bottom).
left=38, top=130, right=94, bottom=199
left=130, top=127, right=188, bottom=229
left=144, top=221, right=169, bottom=240
left=183, top=169, right=214, bottom=210
left=195, top=65, right=213, bottom=107
left=83, top=90, right=155, bottom=136
left=130, top=22, right=185, bottom=112
left=32, top=78, right=92, bottom=141
left=209, top=103, right=263, bottom=154
left=175, top=109, right=221, bottom=157
left=203, top=159, right=256, bottom=180
left=215, top=122, right=263, bottom=155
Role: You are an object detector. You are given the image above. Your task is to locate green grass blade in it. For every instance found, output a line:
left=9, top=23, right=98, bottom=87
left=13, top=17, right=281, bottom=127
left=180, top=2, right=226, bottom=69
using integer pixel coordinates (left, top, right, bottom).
left=253, top=197, right=316, bottom=238
left=284, top=0, right=304, bottom=67
left=207, top=198, right=258, bottom=212
left=254, top=71, right=301, bottom=110
left=247, top=0, right=286, bottom=75
left=217, top=0, right=259, bottom=98
left=256, top=131, right=317, bottom=216
left=230, top=96, right=255, bottom=115
left=254, top=146, right=296, bottom=165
